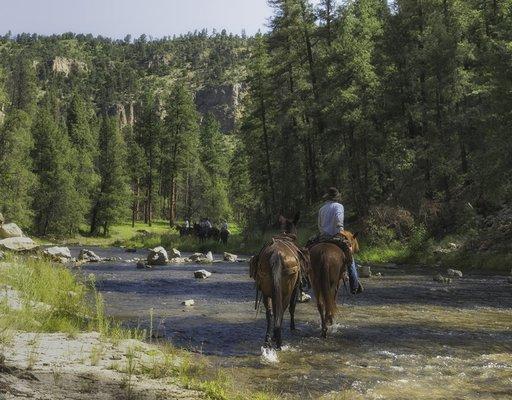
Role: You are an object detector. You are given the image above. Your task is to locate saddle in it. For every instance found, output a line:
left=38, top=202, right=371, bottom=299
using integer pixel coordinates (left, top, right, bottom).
left=306, top=232, right=353, bottom=268
left=249, top=233, right=310, bottom=284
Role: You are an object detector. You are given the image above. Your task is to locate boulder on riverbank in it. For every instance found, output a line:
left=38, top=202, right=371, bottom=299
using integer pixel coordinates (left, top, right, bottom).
left=0, top=223, right=24, bottom=239
left=169, top=248, right=181, bottom=258
left=223, top=252, right=238, bottom=262
left=190, top=252, right=212, bottom=263
left=0, top=237, right=38, bottom=252
left=43, top=246, right=72, bottom=262
left=147, top=246, right=168, bottom=265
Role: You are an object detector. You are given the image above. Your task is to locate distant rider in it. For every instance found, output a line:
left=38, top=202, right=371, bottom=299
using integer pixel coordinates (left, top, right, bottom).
left=318, top=187, right=363, bottom=294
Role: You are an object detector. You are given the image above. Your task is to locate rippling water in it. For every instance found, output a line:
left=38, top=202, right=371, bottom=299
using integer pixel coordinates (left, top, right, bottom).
left=72, top=247, right=512, bottom=399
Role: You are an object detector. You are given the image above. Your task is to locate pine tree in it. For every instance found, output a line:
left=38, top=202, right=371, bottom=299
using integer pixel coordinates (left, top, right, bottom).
left=32, top=95, right=82, bottom=236
left=199, top=113, right=231, bottom=221
left=161, top=82, right=199, bottom=225
left=67, top=91, right=99, bottom=219
left=8, top=50, right=37, bottom=113
left=90, top=115, right=130, bottom=235
left=0, top=109, right=35, bottom=227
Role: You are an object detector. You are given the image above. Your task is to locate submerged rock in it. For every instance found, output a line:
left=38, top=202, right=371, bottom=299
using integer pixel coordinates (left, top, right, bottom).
left=298, top=292, right=311, bottom=303
left=182, top=299, right=195, bottom=306
left=0, top=237, right=38, bottom=252
left=79, top=249, right=103, bottom=262
left=0, top=223, right=24, bottom=239
left=194, top=269, right=212, bottom=279
left=223, top=252, right=238, bottom=262
left=433, top=274, right=452, bottom=284
left=447, top=269, right=463, bottom=278
left=147, top=246, right=168, bottom=266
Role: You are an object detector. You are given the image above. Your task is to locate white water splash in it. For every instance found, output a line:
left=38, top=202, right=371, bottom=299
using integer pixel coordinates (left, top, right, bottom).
left=260, top=346, right=279, bottom=364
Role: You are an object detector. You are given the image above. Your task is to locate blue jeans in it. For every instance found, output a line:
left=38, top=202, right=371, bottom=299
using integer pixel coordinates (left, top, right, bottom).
left=348, top=259, right=360, bottom=293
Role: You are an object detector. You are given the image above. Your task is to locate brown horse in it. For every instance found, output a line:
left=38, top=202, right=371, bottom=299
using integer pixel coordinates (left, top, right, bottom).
left=308, top=231, right=359, bottom=338
left=251, top=213, right=308, bottom=349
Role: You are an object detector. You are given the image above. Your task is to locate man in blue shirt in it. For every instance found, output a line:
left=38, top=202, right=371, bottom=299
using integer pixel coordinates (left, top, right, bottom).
left=318, top=187, right=363, bottom=294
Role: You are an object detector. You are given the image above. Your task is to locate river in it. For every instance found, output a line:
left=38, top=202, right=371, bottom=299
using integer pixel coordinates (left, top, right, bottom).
left=71, top=247, right=512, bottom=399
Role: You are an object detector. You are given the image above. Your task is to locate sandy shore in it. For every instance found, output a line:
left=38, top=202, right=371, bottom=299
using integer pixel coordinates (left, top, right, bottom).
left=1, top=332, right=200, bottom=400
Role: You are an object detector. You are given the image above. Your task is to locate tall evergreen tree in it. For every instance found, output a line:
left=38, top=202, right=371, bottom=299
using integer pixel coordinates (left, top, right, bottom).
left=32, top=94, right=82, bottom=235
left=90, top=115, right=130, bottom=235
left=0, top=110, right=35, bottom=227
left=161, top=82, right=199, bottom=225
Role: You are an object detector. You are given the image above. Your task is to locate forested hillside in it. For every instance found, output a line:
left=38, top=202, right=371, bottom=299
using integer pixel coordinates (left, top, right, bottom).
left=0, top=30, right=248, bottom=235
left=0, top=0, right=511, bottom=251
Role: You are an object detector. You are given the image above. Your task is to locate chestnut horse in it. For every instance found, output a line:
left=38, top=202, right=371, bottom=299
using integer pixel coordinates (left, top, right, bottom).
left=251, top=213, right=308, bottom=349
left=308, top=231, right=359, bottom=338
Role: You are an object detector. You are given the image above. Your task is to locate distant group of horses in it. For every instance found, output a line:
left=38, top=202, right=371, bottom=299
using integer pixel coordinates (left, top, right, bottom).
left=176, top=223, right=229, bottom=244
left=251, top=213, right=359, bottom=349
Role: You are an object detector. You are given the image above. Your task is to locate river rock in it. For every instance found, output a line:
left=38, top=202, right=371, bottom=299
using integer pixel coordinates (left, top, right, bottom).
left=433, top=274, right=452, bottom=284
left=447, top=269, right=463, bottom=278
left=79, top=249, right=103, bottom=262
left=0, top=237, right=38, bottom=252
left=190, top=253, right=205, bottom=262
left=147, top=246, right=168, bottom=265
left=223, top=252, right=238, bottom=262
left=298, top=292, right=311, bottom=303
left=182, top=299, right=195, bottom=306
left=169, top=248, right=181, bottom=258
left=194, top=269, right=212, bottom=279
left=0, top=223, right=24, bottom=239
left=358, top=265, right=372, bottom=278
left=44, top=246, right=72, bottom=260
left=206, top=251, right=214, bottom=262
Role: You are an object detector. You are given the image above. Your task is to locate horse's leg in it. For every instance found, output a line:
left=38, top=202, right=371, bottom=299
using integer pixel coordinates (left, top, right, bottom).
left=264, top=296, right=273, bottom=346
left=289, top=285, right=299, bottom=331
left=317, top=300, right=327, bottom=338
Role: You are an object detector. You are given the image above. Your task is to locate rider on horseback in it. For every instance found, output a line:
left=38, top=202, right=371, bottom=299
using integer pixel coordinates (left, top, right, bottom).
left=317, top=187, right=363, bottom=295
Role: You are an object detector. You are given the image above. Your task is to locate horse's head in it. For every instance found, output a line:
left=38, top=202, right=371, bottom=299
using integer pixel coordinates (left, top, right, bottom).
left=278, top=212, right=300, bottom=235
left=342, top=230, right=360, bottom=253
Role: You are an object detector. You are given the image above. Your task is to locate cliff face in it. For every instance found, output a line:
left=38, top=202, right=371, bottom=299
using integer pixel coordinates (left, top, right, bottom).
left=195, top=83, right=243, bottom=133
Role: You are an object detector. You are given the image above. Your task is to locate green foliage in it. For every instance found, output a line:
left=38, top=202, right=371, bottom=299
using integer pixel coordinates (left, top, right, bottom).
left=32, top=94, right=83, bottom=236
left=90, top=115, right=130, bottom=235
left=0, top=109, right=35, bottom=227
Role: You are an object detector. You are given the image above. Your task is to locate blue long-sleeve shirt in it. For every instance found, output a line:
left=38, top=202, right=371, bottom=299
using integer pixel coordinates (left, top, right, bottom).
left=318, top=201, right=344, bottom=236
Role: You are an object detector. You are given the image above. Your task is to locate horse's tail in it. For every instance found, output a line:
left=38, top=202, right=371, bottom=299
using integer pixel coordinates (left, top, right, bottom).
left=270, top=250, right=283, bottom=347
left=320, top=254, right=337, bottom=324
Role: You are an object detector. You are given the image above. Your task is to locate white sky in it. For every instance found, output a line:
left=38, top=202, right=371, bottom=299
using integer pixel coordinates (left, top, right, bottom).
left=0, top=0, right=322, bottom=39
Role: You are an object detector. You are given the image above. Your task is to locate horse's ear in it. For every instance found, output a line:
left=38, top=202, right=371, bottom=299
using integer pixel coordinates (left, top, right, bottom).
left=293, top=211, right=300, bottom=224
left=352, top=231, right=360, bottom=239
left=278, top=215, right=286, bottom=225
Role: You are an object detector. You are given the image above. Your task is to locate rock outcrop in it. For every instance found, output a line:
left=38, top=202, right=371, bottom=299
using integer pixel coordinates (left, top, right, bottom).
left=51, top=56, right=87, bottom=76
left=195, top=84, right=244, bottom=133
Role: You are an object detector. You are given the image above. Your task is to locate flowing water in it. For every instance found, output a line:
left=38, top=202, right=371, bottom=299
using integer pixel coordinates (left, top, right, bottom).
left=72, top=247, right=512, bottom=399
